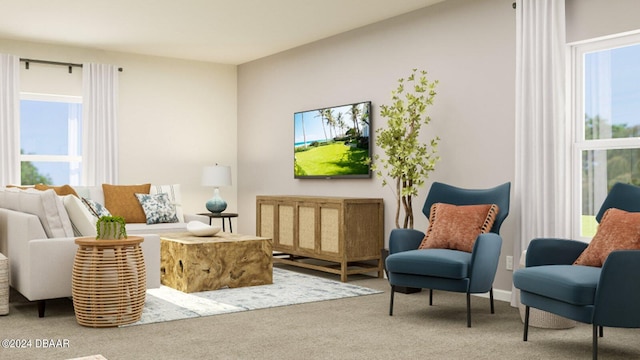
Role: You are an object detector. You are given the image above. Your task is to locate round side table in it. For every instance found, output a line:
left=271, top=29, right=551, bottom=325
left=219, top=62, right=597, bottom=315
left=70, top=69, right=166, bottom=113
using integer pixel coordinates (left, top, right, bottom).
left=72, top=236, right=146, bottom=327
left=197, top=212, right=238, bottom=232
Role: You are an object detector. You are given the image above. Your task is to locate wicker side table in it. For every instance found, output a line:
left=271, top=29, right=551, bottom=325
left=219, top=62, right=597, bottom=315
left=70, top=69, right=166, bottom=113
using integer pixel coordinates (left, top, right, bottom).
left=72, top=236, right=146, bottom=327
left=0, top=253, right=8, bottom=315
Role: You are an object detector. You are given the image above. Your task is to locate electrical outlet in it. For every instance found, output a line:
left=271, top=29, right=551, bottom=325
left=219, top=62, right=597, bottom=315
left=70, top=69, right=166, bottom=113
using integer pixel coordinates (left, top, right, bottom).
left=506, top=255, right=513, bottom=271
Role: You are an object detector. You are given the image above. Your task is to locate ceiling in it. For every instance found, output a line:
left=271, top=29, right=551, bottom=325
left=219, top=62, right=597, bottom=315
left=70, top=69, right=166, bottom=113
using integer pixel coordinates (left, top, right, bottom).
left=0, top=0, right=445, bottom=65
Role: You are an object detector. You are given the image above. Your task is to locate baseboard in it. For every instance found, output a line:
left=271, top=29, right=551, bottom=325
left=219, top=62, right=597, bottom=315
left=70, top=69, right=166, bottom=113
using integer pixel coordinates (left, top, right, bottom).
left=473, top=288, right=512, bottom=303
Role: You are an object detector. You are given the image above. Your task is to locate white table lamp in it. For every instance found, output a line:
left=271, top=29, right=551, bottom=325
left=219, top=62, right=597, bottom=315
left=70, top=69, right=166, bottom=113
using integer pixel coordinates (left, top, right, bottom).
left=202, top=164, right=232, bottom=213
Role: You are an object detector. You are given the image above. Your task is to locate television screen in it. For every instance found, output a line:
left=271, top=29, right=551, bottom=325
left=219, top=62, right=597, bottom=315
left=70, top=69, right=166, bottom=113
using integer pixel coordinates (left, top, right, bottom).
left=294, top=101, right=372, bottom=179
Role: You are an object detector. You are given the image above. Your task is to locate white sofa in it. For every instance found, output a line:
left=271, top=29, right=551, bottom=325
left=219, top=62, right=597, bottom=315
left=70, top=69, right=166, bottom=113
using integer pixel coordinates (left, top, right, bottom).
left=0, top=184, right=206, bottom=317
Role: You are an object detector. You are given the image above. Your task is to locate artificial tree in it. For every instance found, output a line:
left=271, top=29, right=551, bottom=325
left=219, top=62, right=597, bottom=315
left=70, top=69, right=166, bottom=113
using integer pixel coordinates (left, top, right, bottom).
left=372, top=68, right=440, bottom=229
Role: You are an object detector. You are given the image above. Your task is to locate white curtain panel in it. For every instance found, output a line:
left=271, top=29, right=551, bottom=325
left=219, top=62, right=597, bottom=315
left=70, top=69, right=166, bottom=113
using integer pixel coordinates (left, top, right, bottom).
left=513, top=0, right=570, bottom=305
left=0, top=53, right=20, bottom=187
left=82, top=63, right=119, bottom=185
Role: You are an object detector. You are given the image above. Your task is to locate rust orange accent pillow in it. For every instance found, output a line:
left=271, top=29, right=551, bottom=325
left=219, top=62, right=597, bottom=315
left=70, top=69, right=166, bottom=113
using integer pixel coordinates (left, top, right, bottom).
left=574, top=208, right=640, bottom=267
left=102, top=184, right=151, bottom=223
left=34, top=184, right=78, bottom=197
left=419, top=203, right=500, bottom=253
left=6, top=185, right=31, bottom=189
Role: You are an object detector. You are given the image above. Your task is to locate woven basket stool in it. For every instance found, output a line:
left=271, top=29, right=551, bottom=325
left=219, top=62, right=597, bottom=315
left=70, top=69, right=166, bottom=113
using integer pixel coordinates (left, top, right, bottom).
left=0, top=253, right=8, bottom=315
left=516, top=250, right=576, bottom=329
left=72, top=237, right=146, bottom=327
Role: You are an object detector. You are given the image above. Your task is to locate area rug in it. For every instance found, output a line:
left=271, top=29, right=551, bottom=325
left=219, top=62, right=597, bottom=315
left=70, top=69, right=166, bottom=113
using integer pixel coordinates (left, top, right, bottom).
left=124, top=267, right=383, bottom=327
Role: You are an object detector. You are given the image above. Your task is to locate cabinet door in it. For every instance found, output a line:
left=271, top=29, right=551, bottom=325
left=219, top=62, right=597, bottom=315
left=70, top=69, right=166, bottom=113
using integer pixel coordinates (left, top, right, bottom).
left=297, top=203, right=316, bottom=252
left=319, top=204, right=341, bottom=254
left=257, top=201, right=274, bottom=240
left=277, top=203, right=295, bottom=249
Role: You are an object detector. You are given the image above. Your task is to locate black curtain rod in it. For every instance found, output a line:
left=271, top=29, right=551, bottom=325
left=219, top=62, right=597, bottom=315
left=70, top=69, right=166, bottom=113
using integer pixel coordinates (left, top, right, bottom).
left=19, top=58, right=123, bottom=73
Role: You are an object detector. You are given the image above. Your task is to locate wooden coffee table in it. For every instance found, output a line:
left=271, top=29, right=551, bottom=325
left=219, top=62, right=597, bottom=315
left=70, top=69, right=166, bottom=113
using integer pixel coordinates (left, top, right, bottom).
left=160, top=232, right=272, bottom=293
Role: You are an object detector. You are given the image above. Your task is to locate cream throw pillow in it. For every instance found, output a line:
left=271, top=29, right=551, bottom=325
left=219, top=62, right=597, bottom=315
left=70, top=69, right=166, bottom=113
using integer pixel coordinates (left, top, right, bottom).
left=63, top=195, right=97, bottom=237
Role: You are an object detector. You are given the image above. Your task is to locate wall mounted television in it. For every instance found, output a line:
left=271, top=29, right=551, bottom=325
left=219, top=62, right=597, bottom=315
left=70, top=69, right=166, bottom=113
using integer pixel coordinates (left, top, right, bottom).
left=294, top=101, right=372, bottom=179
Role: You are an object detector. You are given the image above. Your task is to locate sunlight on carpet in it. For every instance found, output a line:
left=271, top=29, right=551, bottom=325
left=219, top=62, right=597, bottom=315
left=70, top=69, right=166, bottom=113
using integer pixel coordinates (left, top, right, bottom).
left=123, top=267, right=382, bottom=327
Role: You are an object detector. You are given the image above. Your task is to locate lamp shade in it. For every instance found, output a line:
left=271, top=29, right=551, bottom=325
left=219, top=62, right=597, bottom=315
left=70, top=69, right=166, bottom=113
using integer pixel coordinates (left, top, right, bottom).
left=202, top=165, right=232, bottom=187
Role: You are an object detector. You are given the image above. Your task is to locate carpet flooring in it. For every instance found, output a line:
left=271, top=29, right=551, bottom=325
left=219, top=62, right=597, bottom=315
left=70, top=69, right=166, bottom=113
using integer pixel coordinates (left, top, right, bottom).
left=4, top=266, right=640, bottom=359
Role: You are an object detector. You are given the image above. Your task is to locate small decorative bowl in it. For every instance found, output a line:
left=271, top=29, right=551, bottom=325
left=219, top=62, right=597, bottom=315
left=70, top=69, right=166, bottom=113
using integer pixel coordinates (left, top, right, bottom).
left=187, top=221, right=221, bottom=236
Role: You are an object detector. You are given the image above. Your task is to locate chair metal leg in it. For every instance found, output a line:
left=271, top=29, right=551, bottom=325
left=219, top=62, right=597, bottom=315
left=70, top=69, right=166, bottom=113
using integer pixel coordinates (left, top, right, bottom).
left=523, top=306, right=530, bottom=341
left=466, top=292, right=471, bottom=328
left=389, top=285, right=395, bottom=316
left=490, top=288, right=495, bottom=314
left=429, top=289, right=433, bottom=306
left=599, top=325, right=603, bottom=337
left=592, top=324, right=598, bottom=360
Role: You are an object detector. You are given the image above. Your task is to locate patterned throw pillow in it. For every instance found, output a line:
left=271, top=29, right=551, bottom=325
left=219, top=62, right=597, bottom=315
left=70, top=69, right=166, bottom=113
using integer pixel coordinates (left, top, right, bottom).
left=135, top=193, right=179, bottom=225
left=574, top=208, right=640, bottom=267
left=149, top=184, right=184, bottom=222
left=418, top=203, right=500, bottom=253
left=82, top=198, right=112, bottom=218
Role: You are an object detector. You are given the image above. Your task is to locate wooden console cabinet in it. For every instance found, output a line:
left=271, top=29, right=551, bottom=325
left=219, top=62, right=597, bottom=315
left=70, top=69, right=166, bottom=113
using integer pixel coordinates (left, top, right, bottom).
left=256, top=195, right=384, bottom=282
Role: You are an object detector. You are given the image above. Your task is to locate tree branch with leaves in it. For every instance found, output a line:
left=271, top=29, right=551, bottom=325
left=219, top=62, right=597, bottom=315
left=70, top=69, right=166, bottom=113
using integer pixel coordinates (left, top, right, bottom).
left=371, top=69, right=440, bottom=229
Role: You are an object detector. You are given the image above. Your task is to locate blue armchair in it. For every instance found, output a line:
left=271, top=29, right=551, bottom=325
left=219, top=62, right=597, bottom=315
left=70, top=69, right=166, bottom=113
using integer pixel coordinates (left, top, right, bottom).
left=513, top=182, right=640, bottom=360
left=385, top=182, right=511, bottom=327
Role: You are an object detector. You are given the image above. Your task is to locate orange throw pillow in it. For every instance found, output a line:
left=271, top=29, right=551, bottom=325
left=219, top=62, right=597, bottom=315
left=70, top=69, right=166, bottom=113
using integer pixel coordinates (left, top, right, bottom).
left=419, top=203, right=499, bottom=253
left=574, top=208, right=640, bottom=267
left=102, top=184, right=151, bottom=223
left=34, top=184, right=79, bottom=197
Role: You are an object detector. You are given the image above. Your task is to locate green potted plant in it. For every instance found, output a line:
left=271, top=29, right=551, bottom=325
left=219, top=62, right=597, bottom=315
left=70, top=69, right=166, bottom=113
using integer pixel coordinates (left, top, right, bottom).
left=95, top=215, right=128, bottom=240
left=371, top=68, right=440, bottom=229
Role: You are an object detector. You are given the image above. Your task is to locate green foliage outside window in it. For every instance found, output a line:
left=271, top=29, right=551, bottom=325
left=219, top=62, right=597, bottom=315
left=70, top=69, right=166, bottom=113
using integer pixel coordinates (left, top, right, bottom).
left=20, top=148, right=52, bottom=185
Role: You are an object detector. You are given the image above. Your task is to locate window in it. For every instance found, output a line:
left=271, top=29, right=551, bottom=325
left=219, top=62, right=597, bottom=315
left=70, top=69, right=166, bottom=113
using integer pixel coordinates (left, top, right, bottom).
left=20, top=93, right=82, bottom=185
left=570, top=31, right=640, bottom=238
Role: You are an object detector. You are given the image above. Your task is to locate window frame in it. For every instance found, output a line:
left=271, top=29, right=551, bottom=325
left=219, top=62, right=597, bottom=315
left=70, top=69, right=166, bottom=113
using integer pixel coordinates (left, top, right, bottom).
left=20, top=92, right=83, bottom=185
left=569, top=30, right=640, bottom=240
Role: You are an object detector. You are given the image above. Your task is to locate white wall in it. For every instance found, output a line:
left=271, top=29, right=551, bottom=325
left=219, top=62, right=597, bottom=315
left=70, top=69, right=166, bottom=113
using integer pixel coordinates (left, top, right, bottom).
left=237, top=0, right=518, bottom=291
left=237, top=0, right=640, bottom=293
left=0, top=38, right=238, bottom=216
left=566, top=0, right=640, bottom=42
left=2, top=0, right=639, bottom=294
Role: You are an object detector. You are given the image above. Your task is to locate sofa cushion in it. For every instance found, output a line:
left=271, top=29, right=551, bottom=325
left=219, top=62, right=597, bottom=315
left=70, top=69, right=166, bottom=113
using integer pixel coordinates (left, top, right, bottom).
left=126, top=222, right=189, bottom=235
left=103, top=184, right=151, bottom=223
left=150, top=184, right=184, bottom=222
left=135, top=193, right=179, bottom=225
left=0, top=188, right=73, bottom=238
left=574, top=208, right=640, bottom=267
left=513, top=265, right=600, bottom=305
left=419, top=203, right=499, bottom=252
left=63, top=195, right=97, bottom=237
left=386, top=249, right=472, bottom=279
